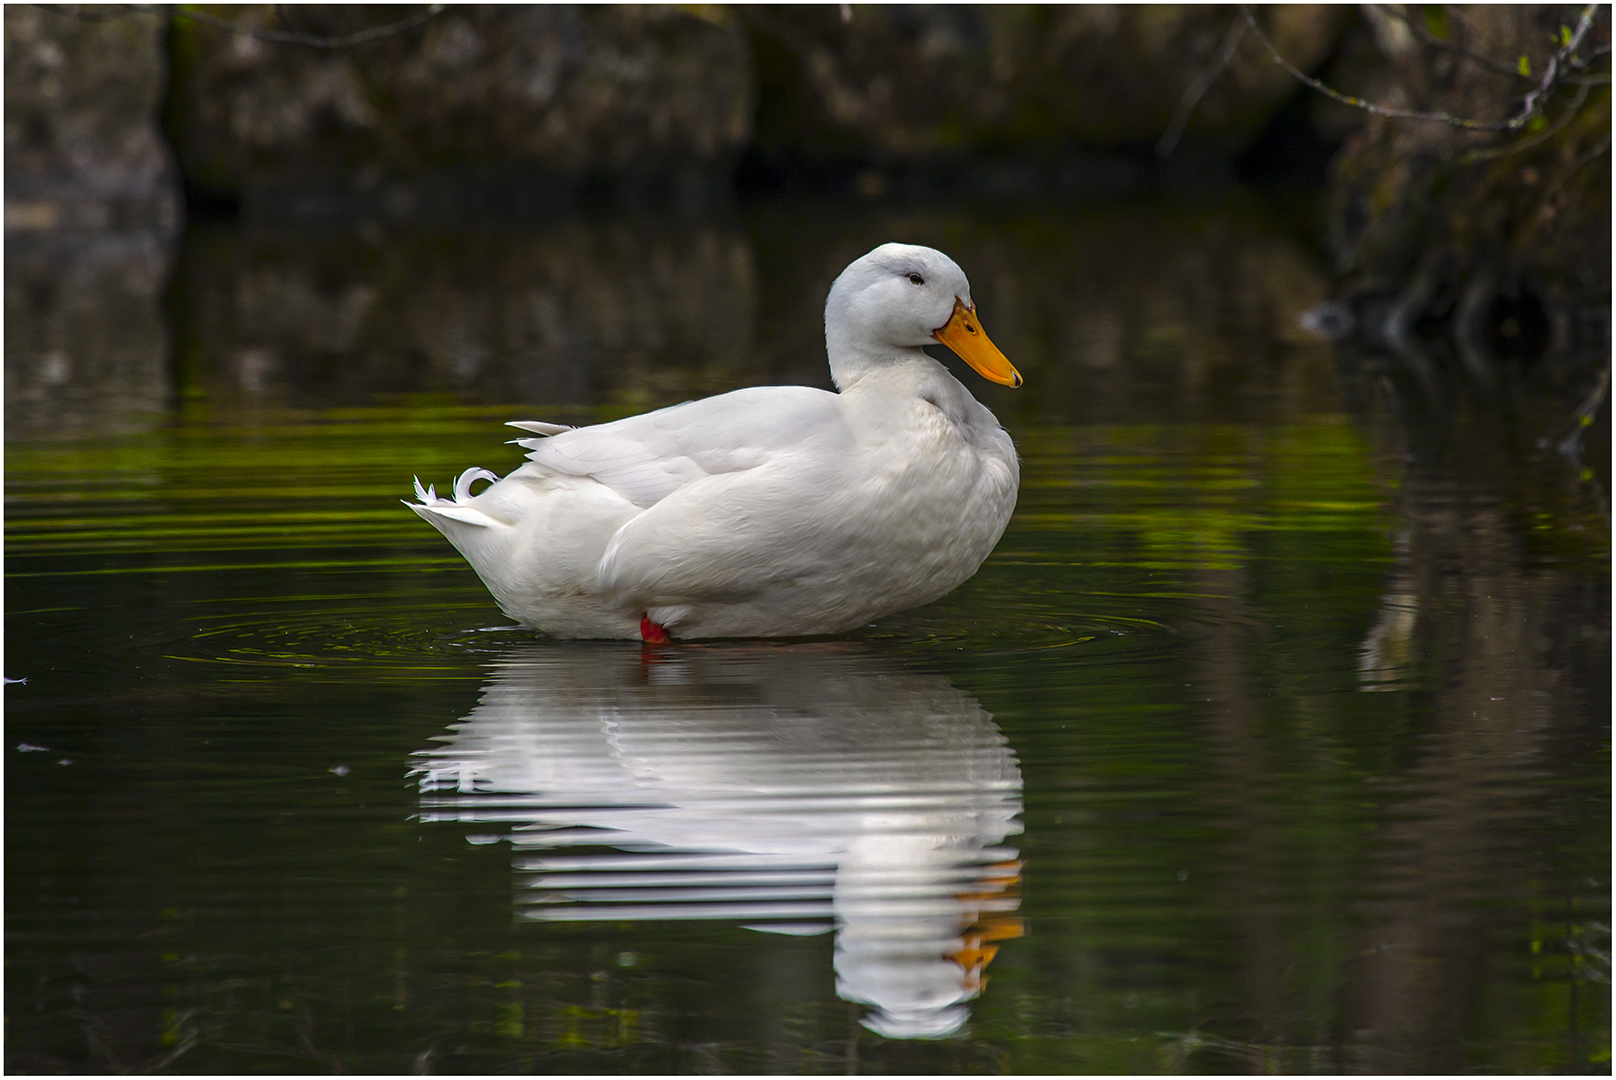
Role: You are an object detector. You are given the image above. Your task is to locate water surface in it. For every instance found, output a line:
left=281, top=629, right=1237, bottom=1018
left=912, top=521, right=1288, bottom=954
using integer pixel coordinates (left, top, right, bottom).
left=6, top=195, right=1609, bottom=1073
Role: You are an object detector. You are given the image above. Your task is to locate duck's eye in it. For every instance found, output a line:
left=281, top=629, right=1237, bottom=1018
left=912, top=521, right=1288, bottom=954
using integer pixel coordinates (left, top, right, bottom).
left=907, top=273, right=924, bottom=286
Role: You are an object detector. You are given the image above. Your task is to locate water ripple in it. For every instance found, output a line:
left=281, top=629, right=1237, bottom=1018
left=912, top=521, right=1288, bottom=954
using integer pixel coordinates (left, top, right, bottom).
left=413, top=643, right=1025, bottom=1039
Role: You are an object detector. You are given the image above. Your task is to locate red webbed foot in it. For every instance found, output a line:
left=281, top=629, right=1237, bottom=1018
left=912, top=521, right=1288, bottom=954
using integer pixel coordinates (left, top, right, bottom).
left=640, top=616, right=672, bottom=644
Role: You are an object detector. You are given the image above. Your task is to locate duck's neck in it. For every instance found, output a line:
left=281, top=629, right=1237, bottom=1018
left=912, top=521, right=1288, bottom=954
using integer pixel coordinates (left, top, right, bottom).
left=827, top=337, right=934, bottom=392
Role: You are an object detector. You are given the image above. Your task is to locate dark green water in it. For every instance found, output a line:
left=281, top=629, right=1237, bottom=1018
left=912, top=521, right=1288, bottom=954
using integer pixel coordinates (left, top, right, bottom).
left=6, top=195, right=1609, bottom=1073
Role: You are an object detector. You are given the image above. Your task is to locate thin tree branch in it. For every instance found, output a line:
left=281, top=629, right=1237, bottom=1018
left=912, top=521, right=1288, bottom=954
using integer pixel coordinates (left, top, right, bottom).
left=1515, top=5, right=1600, bottom=129
left=1563, top=40, right=1613, bottom=84
left=28, top=3, right=145, bottom=20
left=31, top=3, right=447, bottom=48
left=1551, top=365, right=1610, bottom=461
left=177, top=3, right=445, bottom=48
left=1241, top=6, right=1512, bottom=129
left=1564, top=132, right=1613, bottom=180
left=1157, top=15, right=1248, bottom=158
left=1457, top=82, right=1590, bottom=163
left=1241, top=3, right=1600, bottom=133
left=1373, top=4, right=1529, bottom=79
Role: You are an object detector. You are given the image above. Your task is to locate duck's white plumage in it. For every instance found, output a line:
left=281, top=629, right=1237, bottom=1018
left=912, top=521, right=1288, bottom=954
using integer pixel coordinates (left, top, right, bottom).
left=409, top=243, right=1020, bottom=640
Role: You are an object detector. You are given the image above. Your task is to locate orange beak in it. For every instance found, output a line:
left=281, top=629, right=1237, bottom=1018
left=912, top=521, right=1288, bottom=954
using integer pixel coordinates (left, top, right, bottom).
left=932, top=298, right=1022, bottom=387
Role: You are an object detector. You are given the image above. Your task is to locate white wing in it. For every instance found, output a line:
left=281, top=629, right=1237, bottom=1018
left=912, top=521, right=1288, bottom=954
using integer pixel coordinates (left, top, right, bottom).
left=510, top=386, right=844, bottom=509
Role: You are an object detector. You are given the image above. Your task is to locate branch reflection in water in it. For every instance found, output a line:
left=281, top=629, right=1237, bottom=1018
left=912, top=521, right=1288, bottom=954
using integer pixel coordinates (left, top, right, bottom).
left=411, top=643, right=1024, bottom=1039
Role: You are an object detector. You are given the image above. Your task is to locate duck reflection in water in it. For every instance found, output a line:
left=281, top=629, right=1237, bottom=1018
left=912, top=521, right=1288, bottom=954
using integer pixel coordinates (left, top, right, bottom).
left=412, top=643, right=1024, bottom=1039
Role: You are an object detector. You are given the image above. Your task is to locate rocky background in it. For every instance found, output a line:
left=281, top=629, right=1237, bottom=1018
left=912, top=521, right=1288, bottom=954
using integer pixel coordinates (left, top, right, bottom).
left=742, top=6, right=1344, bottom=173
left=4, top=3, right=1610, bottom=432
left=165, top=5, right=755, bottom=219
left=5, top=5, right=179, bottom=436
left=5, top=4, right=180, bottom=232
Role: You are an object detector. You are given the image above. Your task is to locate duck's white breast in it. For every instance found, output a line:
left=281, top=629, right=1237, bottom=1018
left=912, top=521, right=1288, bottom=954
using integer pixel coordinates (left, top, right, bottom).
left=627, top=365, right=1019, bottom=638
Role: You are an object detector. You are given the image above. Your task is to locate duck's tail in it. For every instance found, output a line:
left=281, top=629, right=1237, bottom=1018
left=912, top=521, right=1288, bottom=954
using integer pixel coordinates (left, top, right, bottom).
left=406, top=468, right=502, bottom=528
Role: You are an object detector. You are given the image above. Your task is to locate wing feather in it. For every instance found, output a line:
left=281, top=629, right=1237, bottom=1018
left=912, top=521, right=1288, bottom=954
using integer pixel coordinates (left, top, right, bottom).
left=515, top=386, right=842, bottom=509
left=506, top=420, right=574, bottom=436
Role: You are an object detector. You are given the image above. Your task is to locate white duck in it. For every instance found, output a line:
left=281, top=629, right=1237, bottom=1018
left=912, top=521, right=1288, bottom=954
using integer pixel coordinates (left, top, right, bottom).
left=409, top=242, right=1020, bottom=641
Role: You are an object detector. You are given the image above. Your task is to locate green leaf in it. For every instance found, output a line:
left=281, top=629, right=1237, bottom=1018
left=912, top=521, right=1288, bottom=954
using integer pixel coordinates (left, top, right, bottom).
left=1561, top=25, right=1573, bottom=46
left=1518, top=54, right=1532, bottom=76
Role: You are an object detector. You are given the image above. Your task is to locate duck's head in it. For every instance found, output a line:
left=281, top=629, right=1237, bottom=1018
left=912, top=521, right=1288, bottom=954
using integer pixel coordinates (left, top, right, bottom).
left=824, top=243, right=1022, bottom=391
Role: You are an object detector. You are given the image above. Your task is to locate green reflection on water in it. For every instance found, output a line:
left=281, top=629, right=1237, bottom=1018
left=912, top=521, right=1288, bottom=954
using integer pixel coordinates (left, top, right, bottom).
left=5, top=198, right=1607, bottom=1073
left=7, top=398, right=1606, bottom=1073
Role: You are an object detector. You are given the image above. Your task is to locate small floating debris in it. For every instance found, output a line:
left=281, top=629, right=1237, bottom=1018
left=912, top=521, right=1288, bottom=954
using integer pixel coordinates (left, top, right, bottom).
left=329, top=765, right=350, bottom=776
left=17, top=743, right=49, bottom=753
left=4, top=676, right=27, bottom=685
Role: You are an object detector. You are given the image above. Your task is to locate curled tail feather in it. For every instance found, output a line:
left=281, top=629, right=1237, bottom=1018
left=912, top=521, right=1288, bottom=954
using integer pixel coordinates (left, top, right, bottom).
left=408, top=468, right=502, bottom=528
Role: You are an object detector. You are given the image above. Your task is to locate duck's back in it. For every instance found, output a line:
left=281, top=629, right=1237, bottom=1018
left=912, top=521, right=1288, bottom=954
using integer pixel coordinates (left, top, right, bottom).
left=518, top=385, right=848, bottom=509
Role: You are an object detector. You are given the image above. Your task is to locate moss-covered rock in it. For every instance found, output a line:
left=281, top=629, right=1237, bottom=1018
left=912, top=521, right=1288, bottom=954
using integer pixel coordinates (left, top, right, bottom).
left=165, top=5, right=754, bottom=218
left=4, top=5, right=181, bottom=438
left=745, top=5, right=1346, bottom=164
left=4, top=5, right=182, bottom=233
left=1325, top=5, right=1610, bottom=368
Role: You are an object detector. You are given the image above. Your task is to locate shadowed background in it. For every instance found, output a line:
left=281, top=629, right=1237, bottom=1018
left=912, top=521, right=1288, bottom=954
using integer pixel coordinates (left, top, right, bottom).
left=4, top=4, right=1609, bottom=1074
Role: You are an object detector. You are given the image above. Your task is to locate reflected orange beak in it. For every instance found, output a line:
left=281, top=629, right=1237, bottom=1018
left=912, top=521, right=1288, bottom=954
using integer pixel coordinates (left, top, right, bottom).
left=932, top=298, right=1022, bottom=388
